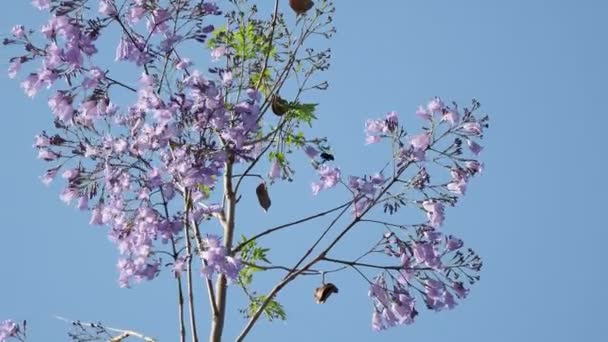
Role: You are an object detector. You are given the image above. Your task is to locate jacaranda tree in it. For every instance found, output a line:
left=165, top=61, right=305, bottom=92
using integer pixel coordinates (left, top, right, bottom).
left=2, top=0, right=489, bottom=341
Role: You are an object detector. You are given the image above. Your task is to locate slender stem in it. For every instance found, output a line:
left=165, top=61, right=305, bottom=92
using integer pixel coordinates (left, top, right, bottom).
left=183, top=191, right=200, bottom=342
left=232, top=200, right=351, bottom=253
left=171, top=238, right=187, bottom=342
left=255, top=0, right=280, bottom=91
left=162, top=190, right=186, bottom=342
left=188, top=212, right=220, bottom=317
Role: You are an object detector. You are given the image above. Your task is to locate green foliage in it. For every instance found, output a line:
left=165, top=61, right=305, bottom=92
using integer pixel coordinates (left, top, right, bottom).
left=237, top=236, right=287, bottom=321
left=286, top=102, right=318, bottom=127
left=207, top=23, right=276, bottom=61
left=238, top=236, right=270, bottom=287
left=247, top=295, right=287, bottom=322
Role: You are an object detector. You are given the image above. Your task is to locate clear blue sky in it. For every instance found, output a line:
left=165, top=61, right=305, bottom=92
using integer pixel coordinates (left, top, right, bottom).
left=1, top=1, right=607, bottom=341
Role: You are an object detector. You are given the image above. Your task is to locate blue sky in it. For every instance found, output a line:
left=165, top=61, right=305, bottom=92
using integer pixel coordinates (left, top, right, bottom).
left=1, top=1, right=607, bottom=341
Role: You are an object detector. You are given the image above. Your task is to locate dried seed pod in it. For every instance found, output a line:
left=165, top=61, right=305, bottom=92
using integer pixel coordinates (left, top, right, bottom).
left=255, top=182, right=271, bottom=212
left=289, top=0, right=314, bottom=15
left=314, top=283, right=339, bottom=304
left=271, top=94, right=289, bottom=116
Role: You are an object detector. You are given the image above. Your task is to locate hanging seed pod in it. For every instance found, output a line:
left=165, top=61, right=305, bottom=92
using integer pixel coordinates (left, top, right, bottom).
left=271, top=94, right=289, bottom=116
left=289, top=0, right=314, bottom=15
left=255, top=182, right=271, bottom=212
left=314, top=283, right=339, bottom=304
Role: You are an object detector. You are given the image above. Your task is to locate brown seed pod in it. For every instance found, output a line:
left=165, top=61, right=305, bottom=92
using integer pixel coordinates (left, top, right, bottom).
left=289, top=0, right=314, bottom=15
left=314, top=283, right=339, bottom=304
left=255, top=182, right=271, bottom=212
left=271, top=94, right=289, bottom=116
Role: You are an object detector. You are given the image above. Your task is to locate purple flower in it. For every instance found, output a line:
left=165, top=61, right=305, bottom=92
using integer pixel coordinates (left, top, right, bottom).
left=462, top=121, right=483, bottom=135
left=31, top=0, right=50, bottom=10
left=446, top=235, right=464, bottom=251
left=413, top=242, right=441, bottom=268
left=89, top=207, right=104, bottom=225
left=200, top=235, right=242, bottom=282
left=7, top=60, right=21, bottom=79
left=176, top=58, right=192, bottom=70
left=148, top=8, right=170, bottom=33
left=99, top=0, right=117, bottom=16
left=40, top=167, right=59, bottom=185
left=303, top=145, right=319, bottom=159
left=21, top=73, right=42, bottom=97
left=410, top=132, right=430, bottom=151
left=364, top=119, right=385, bottom=144
left=11, top=25, right=25, bottom=38
left=268, top=159, right=281, bottom=180
left=211, top=46, right=226, bottom=61
left=37, top=149, right=59, bottom=161
left=422, top=200, right=445, bottom=228
left=416, top=105, right=432, bottom=121
left=465, top=160, right=484, bottom=175
left=372, top=311, right=385, bottom=331
left=0, top=320, right=19, bottom=341
left=59, top=187, right=79, bottom=204
left=385, top=111, right=399, bottom=132
left=442, top=108, right=459, bottom=126
left=427, top=97, right=444, bottom=113
left=447, top=168, right=468, bottom=195
left=467, top=139, right=483, bottom=155
left=311, top=165, right=341, bottom=195
left=453, top=282, right=469, bottom=299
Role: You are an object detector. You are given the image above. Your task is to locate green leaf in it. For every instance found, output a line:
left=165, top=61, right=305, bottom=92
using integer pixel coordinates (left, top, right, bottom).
left=287, top=102, right=318, bottom=126
left=247, top=295, right=287, bottom=321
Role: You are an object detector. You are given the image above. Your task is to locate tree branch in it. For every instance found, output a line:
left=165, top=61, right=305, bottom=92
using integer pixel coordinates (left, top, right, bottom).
left=55, top=316, right=156, bottom=342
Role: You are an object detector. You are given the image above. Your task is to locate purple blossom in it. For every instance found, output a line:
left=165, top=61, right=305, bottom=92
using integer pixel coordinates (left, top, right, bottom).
left=211, top=46, right=226, bottom=61
left=413, top=242, right=441, bottom=268
left=422, top=200, right=445, bottom=228
left=31, top=0, right=50, bottom=10
left=200, top=235, right=242, bottom=282
left=269, top=159, right=281, bottom=180
left=303, top=145, right=319, bottom=159
left=465, top=160, right=484, bottom=175
left=7, top=60, right=21, bottom=79
left=40, top=167, right=59, bottom=185
left=427, top=97, right=444, bottom=113
left=442, top=108, right=459, bottom=126
left=467, top=139, right=483, bottom=155
left=176, top=58, right=192, bottom=70
left=0, top=320, right=18, bottom=341
left=410, top=132, right=430, bottom=151
left=462, top=121, right=483, bottom=135
left=447, top=168, right=468, bottom=195
left=416, top=105, right=432, bottom=121
left=446, top=235, right=464, bottom=251
left=311, top=165, right=341, bottom=195
left=99, top=0, right=118, bottom=16
left=11, top=25, right=25, bottom=38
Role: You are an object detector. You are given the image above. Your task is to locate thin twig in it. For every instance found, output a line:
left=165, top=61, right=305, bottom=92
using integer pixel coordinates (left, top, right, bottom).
left=183, top=190, right=200, bottom=342
left=233, top=200, right=352, bottom=253
left=54, top=316, right=156, bottom=342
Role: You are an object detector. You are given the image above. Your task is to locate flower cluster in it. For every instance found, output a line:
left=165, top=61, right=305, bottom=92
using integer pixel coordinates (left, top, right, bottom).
left=200, top=235, right=242, bottom=282
left=368, top=229, right=481, bottom=331
left=4, top=0, right=255, bottom=287
left=0, top=320, right=19, bottom=342
left=360, top=98, right=487, bottom=330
